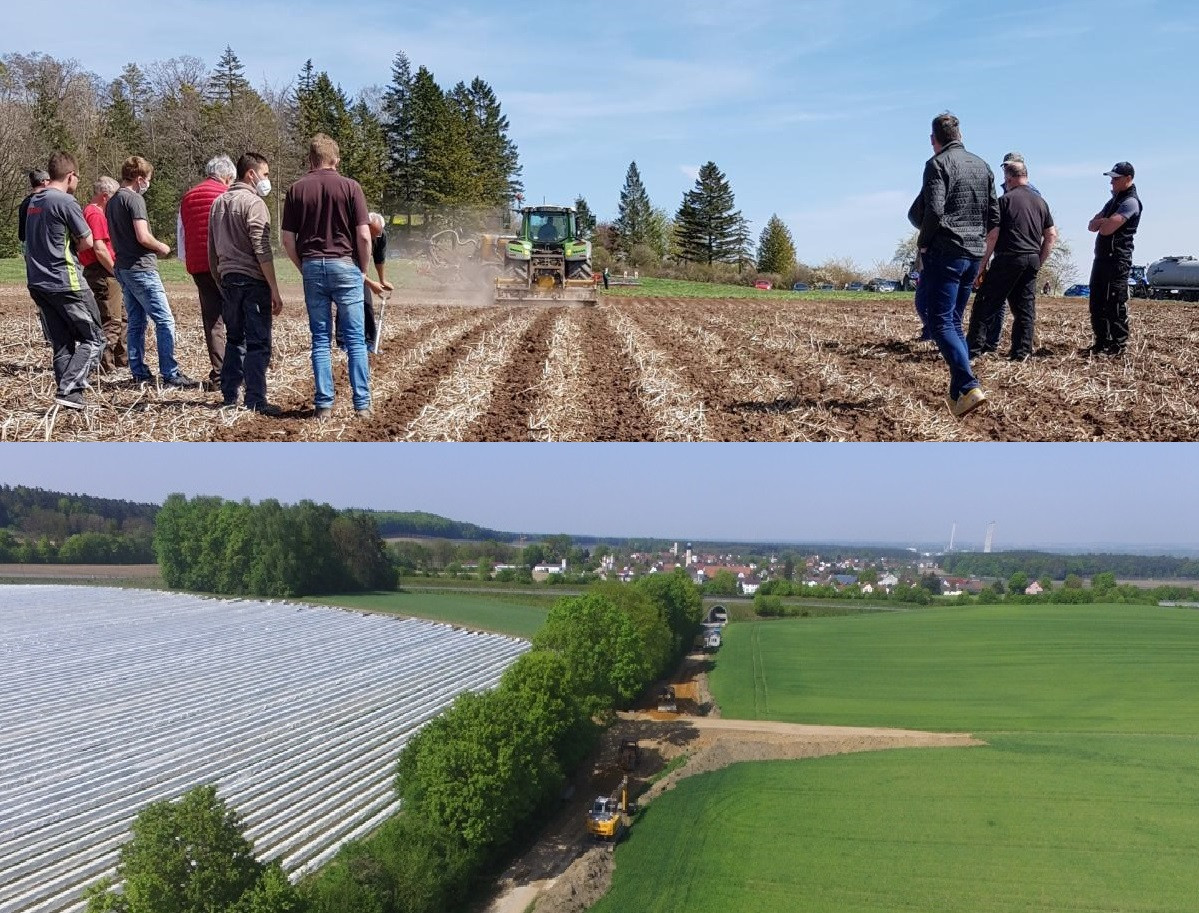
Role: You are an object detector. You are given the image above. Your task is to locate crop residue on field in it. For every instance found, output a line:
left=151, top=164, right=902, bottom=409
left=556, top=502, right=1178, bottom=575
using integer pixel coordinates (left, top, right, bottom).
left=3, top=284, right=1198, bottom=441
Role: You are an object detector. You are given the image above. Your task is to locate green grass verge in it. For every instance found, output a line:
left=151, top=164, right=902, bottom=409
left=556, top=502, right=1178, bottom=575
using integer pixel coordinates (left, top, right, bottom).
left=593, top=604, right=1199, bottom=912
left=594, top=733, right=1199, bottom=913
left=302, top=590, right=549, bottom=639
left=603, top=275, right=913, bottom=301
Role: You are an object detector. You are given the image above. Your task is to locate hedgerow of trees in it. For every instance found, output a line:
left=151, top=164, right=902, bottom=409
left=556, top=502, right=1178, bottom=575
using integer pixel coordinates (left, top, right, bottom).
left=154, top=495, right=394, bottom=598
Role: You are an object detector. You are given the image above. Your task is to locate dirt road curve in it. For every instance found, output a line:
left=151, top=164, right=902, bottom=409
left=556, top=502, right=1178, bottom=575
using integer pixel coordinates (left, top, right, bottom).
left=485, top=715, right=981, bottom=913
left=3, top=284, right=1197, bottom=441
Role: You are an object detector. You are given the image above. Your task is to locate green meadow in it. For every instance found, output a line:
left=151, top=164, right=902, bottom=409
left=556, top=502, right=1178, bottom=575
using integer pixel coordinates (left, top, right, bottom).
left=304, top=590, right=549, bottom=639
left=594, top=605, right=1199, bottom=913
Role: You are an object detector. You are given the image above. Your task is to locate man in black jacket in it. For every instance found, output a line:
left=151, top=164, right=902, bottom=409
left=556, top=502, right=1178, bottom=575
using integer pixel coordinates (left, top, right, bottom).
left=915, top=113, right=999, bottom=417
left=1085, top=162, right=1142, bottom=357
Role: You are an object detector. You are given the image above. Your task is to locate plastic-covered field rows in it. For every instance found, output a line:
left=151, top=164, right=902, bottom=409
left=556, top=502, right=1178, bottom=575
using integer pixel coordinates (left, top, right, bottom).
left=0, top=586, right=528, bottom=913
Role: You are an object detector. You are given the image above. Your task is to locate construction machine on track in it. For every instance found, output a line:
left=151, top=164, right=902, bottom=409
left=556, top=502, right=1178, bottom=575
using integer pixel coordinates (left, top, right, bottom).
left=494, top=205, right=597, bottom=306
left=586, top=776, right=632, bottom=842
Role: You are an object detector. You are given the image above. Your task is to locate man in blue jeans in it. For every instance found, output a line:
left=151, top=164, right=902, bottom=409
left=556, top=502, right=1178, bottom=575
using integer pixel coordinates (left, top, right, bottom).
left=281, top=134, right=377, bottom=419
left=106, top=156, right=200, bottom=388
left=915, top=113, right=999, bottom=418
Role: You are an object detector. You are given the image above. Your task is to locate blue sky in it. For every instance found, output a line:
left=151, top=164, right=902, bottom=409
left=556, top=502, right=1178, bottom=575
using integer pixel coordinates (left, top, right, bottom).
left=1, top=444, right=1196, bottom=550
left=16, top=0, right=1199, bottom=273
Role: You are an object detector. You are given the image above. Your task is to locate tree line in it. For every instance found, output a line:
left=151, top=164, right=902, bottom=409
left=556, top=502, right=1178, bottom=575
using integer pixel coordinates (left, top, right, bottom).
left=154, top=495, right=394, bottom=598
left=1, top=47, right=521, bottom=256
left=0, top=485, right=157, bottom=564
left=942, top=550, right=1199, bottom=581
left=369, top=510, right=511, bottom=541
left=85, top=571, right=705, bottom=913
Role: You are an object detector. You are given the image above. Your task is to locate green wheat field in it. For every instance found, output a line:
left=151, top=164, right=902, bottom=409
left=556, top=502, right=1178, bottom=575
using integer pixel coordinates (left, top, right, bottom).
left=594, top=605, right=1199, bottom=913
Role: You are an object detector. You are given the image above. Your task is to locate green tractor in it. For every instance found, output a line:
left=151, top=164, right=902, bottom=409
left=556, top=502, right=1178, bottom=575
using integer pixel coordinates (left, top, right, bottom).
left=494, top=205, right=597, bottom=306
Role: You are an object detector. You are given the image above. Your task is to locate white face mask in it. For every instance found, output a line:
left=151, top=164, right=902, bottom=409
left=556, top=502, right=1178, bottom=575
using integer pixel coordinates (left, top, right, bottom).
left=137, top=179, right=150, bottom=196
left=255, top=177, right=272, bottom=198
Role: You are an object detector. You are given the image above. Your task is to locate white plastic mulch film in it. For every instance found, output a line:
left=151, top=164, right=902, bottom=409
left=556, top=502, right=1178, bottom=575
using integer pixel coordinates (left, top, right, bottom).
left=0, top=586, right=528, bottom=913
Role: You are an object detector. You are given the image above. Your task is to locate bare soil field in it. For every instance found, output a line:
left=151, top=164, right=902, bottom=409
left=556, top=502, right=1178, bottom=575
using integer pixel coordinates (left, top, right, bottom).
left=0, top=563, right=159, bottom=578
left=3, top=282, right=1197, bottom=441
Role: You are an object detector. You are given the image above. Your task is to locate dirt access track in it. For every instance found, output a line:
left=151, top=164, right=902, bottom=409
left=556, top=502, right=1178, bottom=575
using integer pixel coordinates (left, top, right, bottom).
left=2, top=283, right=1197, bottom=441
left=483, top=658, right=981, bottom=913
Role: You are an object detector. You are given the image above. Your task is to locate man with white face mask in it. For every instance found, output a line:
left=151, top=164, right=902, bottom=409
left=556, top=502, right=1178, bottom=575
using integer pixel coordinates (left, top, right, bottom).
left=106, top=155, right=199, bottom=388
left=207, top=152, right=284, bottom=414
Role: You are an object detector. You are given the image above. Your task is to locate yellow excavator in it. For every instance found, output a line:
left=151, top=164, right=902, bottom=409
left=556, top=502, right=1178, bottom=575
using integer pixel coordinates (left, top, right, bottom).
left=586, top=776, right=631, bottom=842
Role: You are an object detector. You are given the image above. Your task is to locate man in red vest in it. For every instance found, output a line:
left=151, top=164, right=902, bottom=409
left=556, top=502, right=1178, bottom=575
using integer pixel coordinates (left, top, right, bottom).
left=178, top=155, right=235, bottom=387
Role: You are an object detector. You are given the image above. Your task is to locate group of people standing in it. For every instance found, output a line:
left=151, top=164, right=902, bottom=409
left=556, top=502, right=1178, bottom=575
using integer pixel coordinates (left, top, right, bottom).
left=909, top=113, right=1142, bottom=418
left=20, top=133, right=390, bottom=417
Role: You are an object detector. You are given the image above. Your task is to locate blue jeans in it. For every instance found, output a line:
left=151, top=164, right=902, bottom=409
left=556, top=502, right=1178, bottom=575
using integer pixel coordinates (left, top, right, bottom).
left=220, top=273, right=273, bottom=408
left=913, top=281, right=931, bottom=339
left=115, top=267, right=179, bottom=380
left=301, top=258, right=370, bottom=410
left=921, top=251, right=981, bottom=399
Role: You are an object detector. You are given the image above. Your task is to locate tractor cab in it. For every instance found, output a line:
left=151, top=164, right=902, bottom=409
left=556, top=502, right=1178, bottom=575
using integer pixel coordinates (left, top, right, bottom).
left=591, top=796, right=618, bottom=818
left=525, top=208, right=574, bottom=245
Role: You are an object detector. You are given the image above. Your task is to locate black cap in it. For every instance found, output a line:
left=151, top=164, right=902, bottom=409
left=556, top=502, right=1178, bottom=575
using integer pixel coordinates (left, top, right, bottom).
left=1103, top=162, right=1134, bottom=178
left=28, top=169, right=49, bottom=188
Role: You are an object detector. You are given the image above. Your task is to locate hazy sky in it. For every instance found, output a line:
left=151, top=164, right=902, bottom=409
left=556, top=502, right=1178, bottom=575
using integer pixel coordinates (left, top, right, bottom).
left=1, top=444, right=1195, bottom=550
left=11, top=0, right=1199, bottom=272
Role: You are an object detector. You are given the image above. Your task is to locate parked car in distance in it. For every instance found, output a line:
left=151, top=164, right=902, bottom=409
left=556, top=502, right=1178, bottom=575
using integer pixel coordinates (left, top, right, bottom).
left=1063, top=284, right=1090, bottom=297
left=791, top=282, right=810, bottom=291
left=845, top=281, right=865, bottom=291
left=868, top=278, right=900, bottom=292
left=753, top=279, right=773, bottom=290
left=817, top=282, right=836, bottom=290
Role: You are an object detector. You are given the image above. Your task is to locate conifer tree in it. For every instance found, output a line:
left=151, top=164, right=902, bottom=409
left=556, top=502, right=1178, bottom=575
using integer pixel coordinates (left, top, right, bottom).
left=757, top=214, right=797, bottom=274
left=381, top=51, right=416, bottom=215
left=409, top=67, right=477, bottom=219
left=207, top=46, right=251, bottom=106
left=447, top=77, right=522, bottom=210
left=614, top=162, right=653, bottom=256
left=342, top=99, right=387, bottom=207
left=574, top=196, right=596, bottom=240
left=673, top=161, right=747, bottom=265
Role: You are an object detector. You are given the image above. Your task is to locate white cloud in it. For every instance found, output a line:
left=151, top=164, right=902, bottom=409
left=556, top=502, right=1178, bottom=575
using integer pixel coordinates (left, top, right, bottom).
left=680, top=165, right=701, bottom=182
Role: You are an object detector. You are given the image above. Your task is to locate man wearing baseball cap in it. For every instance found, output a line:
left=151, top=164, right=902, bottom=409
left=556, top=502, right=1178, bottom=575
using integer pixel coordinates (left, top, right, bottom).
left=1084, top=162, right=1142, bottom=356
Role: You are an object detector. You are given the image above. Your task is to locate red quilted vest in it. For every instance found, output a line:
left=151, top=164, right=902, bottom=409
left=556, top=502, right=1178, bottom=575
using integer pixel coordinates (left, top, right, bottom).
left=179, top=178, right=228, bottom=275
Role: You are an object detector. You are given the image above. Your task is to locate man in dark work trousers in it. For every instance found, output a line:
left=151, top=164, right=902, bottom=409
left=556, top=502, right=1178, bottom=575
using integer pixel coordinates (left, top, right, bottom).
left=1084, top=162, right=1142, bottom=357
left=966, top=160, right=1057, bottom=361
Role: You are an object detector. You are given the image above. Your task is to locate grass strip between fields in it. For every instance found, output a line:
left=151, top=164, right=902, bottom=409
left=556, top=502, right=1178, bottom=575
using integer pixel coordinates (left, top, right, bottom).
left=303, top=590, right=550, bottom=640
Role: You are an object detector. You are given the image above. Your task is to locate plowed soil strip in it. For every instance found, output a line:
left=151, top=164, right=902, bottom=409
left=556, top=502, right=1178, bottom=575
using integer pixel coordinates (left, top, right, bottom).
left=340, top=310, right=502, bottom=441
left=576, top=308, right=655, bottom=441
left=616, top=304, right=799, bottom=441
left=468, top=308, right=559, bottom=441
left=209, top=309, right=468, bottom=442
left=605, top=306, right=711, bottom=441
left=528, top=312, right=590, bottom=442
left=404, top=310, right=542, bottom=441
left=701, top=306, right=965, bottom=441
